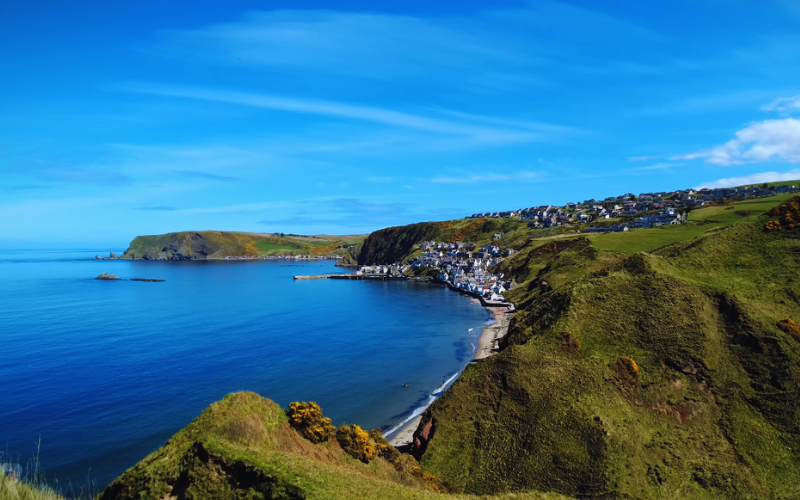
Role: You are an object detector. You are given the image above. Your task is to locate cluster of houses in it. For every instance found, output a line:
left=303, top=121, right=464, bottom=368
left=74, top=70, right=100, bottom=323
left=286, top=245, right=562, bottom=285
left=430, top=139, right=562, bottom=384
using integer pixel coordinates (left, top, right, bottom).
left=356, top=264, right=407, bottom=277
left=467, top=184, right=796, bottom=231
left=412, top=241, right=512, bottom=301
left=356, top=240, right=513, bottom=301
left=351, top=183, right=796, bottom=301
left=584, top=207, right=688, bottom=233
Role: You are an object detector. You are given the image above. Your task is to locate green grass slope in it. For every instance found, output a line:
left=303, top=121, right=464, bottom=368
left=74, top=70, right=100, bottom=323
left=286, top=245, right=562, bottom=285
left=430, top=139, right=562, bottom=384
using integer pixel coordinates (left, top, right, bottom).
left=413, top=200, right=800, bottom=499
left=120, top=231, right=365, bottom=260
left=585, top=192, right=798, bottom=254
left=0, top=478, right=65, bottom=500
left=340, top=193, right=798, bottom=266
left=99, top=392, right=573, bottom=500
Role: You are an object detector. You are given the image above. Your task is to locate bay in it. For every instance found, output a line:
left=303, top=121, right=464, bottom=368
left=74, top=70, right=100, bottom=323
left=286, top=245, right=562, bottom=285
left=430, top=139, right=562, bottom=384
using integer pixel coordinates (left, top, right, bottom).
left=0, top=249, right=488, bottom=490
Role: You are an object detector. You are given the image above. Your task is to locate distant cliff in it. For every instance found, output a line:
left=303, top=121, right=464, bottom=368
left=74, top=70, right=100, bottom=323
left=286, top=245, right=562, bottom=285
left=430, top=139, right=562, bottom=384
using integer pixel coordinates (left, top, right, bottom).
left=338, top=218, right=532, bottom=266
left=121, top=231, right=365, bottom=260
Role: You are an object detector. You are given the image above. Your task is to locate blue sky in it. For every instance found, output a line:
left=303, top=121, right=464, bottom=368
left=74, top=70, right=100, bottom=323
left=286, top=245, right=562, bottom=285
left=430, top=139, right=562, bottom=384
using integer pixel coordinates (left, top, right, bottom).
left=4, top=0, right=800, bottom=247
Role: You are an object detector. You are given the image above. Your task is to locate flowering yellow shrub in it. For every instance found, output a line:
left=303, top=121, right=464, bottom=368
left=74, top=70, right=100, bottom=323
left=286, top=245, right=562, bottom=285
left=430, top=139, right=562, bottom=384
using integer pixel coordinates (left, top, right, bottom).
left=286, top=402, right=335, bottom=443
left=423, top=472, right=447, bottom=493
left=765, top=197, right=800, bottom=231
left=777, top=318, right=800, bottom=341
left=369, top=428, right=399, bottom=461
left=243, top=242, right=260, bottom=257
left=613, top=357, right=640, bottom=385
left=336, top=424, right=376, bottom=463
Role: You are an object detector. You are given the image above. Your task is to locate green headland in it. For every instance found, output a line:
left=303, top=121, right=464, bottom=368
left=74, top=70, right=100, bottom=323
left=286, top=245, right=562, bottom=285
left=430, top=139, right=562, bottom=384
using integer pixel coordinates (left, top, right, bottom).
left=119, top=231, right=366, bottom=260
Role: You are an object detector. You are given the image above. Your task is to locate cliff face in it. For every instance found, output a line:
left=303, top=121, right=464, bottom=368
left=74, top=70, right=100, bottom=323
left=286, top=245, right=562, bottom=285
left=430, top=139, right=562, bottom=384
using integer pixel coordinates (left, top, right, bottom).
left=121, top=232, right=216, bottom=260
left=339, top=222, right=444, bottom=266
left=338, top=218, right=533, bottom=266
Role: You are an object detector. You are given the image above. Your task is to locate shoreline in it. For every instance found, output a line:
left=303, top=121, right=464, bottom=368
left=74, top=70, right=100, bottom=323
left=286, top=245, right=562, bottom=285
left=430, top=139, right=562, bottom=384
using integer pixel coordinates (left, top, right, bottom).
left=473, top=300, right=513, bottom=360
left=388, top=297, right=513, bottom=447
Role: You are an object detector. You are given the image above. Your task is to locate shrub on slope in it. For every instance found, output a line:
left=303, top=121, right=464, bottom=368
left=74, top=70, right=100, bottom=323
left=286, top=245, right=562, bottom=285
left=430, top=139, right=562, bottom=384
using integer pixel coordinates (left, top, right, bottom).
left=98, top=392, right=574, bottom=500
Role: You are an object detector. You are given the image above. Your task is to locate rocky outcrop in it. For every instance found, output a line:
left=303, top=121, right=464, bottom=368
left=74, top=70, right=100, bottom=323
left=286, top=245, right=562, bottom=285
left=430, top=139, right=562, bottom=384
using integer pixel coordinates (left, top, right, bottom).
left=121, top=232, right=215, bottom=260
left=337, top=222, right=445, bottom=266
left=95, top=273, right=120, bottom=280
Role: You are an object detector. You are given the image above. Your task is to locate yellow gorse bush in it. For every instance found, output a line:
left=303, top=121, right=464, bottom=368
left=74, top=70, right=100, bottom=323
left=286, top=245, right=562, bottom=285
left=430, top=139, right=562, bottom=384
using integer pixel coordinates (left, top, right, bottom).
left=778, top=318, right=800, bottom=341
left=765, top=196, right=800, bottom=231
left=336, top=424, right=377, bottom=463
left=613, top=356, right=640, bottom=386
left=286, top=401, right=335, bottom=443
left=423, top=472, right=447, bottom=493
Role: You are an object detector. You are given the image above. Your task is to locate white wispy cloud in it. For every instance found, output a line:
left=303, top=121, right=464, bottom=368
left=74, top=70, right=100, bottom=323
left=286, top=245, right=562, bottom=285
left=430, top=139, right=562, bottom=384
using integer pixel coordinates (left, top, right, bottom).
left=145, top=2, right=664, bottom=93
left=634, top=162, right=682, bottom=171
left=676, top=118, right=800, bottom=166
left=696, top=169, right=800, bottom=189
left=761, top=94, right=800, bottom=113
left=151, top=11, right=527, bottom=82
left=641, top=90, right=781, bottom=115
left=123, top=84, right=543, bottom=143
left=429, top=171, right=538, bottom=184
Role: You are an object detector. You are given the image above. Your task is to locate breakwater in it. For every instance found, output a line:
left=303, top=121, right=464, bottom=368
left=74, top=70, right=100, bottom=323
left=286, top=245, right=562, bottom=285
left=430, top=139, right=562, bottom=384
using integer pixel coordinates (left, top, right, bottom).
left=294, top=273, right=407, bottom=281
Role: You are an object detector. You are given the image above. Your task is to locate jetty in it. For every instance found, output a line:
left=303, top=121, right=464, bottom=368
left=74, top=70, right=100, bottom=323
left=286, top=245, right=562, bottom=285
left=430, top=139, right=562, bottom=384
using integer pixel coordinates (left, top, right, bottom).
left=293, top=273, right=407, bottom=281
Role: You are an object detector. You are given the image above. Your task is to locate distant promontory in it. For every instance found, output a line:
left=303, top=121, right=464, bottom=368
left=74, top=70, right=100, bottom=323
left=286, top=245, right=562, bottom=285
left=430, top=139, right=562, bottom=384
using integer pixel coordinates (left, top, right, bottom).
left=119, top=231, right=365, bottom=261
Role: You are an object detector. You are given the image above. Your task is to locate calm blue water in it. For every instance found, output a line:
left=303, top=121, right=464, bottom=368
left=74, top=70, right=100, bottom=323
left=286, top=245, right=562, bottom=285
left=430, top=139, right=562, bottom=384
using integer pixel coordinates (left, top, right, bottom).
left=0, top=249, right=488, bottom=490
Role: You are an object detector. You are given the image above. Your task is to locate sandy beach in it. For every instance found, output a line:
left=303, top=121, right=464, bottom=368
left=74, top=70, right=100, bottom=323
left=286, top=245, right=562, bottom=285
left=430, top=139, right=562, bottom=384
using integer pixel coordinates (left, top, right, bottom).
left=473, top=300, right=514, bottom=360
left=387, top=301, right=514, bottom=446
left=388, top=415, right=422, bottom=447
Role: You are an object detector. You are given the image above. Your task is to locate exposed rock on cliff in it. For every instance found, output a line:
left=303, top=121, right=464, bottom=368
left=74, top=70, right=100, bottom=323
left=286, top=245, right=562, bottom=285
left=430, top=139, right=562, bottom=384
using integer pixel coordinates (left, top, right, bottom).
left=121, top=232, right=214, bottom=260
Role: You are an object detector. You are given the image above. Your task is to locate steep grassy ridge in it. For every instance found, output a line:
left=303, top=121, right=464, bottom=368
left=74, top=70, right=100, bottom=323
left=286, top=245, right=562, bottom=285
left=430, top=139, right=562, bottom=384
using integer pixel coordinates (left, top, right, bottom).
left=99, top=392, right=573, bottom=500
left=339, top=219, right=532, bottom=266
left=414, top=201, right=800, bottom=499
left=120, top=231, right=364, bottom=260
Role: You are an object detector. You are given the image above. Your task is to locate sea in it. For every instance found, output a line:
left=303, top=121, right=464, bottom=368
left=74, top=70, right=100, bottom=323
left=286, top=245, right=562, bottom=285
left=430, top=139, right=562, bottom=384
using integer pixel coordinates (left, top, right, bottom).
left=0, top=248, right=489, bottom=491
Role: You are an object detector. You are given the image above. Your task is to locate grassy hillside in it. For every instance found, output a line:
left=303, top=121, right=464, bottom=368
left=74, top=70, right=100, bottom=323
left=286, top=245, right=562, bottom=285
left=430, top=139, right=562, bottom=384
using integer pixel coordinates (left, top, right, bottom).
left=339, top=218, right=552, bottom=266
left=0, top=479, right=65, bottom=500
left=412, top=199, right=800, bottom=499
left=340, top=194, right=798, bottom=266
left=508, top=193, right=798, bottom=255
left=98, top=391, right=573, bottom=500
left=120, top=231, right=365, bottom=260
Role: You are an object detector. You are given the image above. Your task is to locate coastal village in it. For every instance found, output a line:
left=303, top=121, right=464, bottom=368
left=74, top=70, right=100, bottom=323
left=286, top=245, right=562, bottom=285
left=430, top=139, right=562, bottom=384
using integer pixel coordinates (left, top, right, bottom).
left=469, top=184, right=796, bottom=232
left=357, top=239, right=513, bottom=303
left=352, top=183, right=796, bottom=303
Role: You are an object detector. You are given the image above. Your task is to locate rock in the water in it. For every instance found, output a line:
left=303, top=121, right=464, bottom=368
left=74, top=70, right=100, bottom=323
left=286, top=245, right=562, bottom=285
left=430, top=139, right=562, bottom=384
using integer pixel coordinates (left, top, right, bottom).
left=94, top=255, right=103, bottom=260
left=95, top=273, right=120, bottom=280
left=109, top=252, right=119, bottom=260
